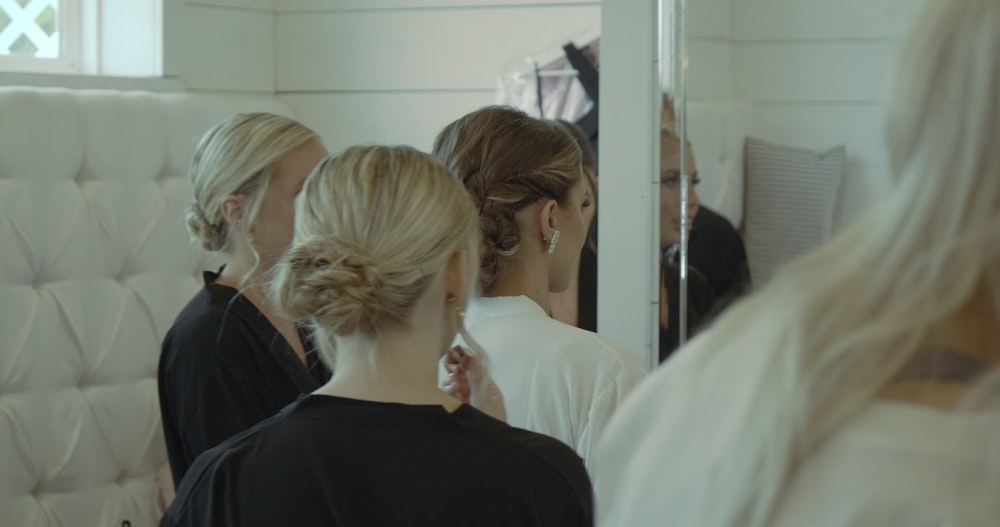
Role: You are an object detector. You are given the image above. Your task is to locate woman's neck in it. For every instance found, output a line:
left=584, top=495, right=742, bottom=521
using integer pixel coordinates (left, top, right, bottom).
left=920, top=286, right=998, bottom=364
left=486, top=260, right=552, bottom=315
left=216, top=248, right=281, bottom=306
left=549, top=257, right=582, bottom=326
left=880, top=287, right=999, bottom=410
left=314, top=326, right=460, bottom=411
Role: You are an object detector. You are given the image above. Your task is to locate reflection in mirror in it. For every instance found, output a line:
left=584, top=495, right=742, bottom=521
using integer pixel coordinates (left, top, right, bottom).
left=660, top=0, right=697, bottom=359
left=664, top=0, right=925, bottom=356
left=661, top=0, right=753, bottom=360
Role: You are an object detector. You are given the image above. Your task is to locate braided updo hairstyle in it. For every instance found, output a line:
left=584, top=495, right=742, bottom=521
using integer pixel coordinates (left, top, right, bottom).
left=186, top=112, right=317, bottom=252
left=431, top=106, right=583, bottom=292
left=270, top=145, right=479, bottom=365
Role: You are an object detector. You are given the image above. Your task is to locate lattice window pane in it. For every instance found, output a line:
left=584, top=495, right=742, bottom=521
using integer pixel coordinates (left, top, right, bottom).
left=0, top=0, right=60, bottom=58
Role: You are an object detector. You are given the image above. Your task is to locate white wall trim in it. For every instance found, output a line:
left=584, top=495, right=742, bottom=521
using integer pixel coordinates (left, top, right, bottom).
left=0, top=71, right=185, bottom=91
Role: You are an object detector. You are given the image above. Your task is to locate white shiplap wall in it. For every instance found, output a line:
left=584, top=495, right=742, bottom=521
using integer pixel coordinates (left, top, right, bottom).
left=171, top=0, right=277, bottom=93
left=274, top=1, right=601, bottom=152
left=730, top=0, right=924, bottom=231
left=686, top=0, right=734, bottom=101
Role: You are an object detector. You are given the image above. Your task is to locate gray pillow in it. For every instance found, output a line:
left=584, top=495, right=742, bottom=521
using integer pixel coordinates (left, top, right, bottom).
left=743, top=137, right=846, bottom=286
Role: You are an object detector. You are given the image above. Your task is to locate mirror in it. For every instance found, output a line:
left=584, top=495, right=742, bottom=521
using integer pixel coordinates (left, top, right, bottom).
left=661, top=0, right=764, bottom=360
left=659, top=0, right=706, bottom=361
left=664, top=0, right=912, bottom=359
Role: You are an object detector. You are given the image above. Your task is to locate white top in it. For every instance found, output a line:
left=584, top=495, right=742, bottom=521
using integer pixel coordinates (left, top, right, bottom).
left=460, top=295, right=647, bottom=470
left=595, top=333, right=1000, bottom=527
left=772, top=402, right=997, bottom=527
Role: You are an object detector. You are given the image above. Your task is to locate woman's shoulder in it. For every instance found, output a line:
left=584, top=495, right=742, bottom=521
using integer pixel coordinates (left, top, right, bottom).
left=160, top=283, right=266, bottom=372
left=455, top=406, right=593, bottom=501
left=543, top=322, right=645, bottom=374
left=772, top=402, right=999, bottom=527
left=166, top=281, right=258, bottom=338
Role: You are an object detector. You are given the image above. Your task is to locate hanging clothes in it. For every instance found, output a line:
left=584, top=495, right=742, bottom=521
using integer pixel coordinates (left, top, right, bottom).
left=495, top=39, right=600, bottom=125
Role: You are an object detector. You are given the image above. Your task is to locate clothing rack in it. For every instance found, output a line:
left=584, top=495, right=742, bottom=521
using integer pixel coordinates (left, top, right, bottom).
left=517, top=69, right=579, bottom=79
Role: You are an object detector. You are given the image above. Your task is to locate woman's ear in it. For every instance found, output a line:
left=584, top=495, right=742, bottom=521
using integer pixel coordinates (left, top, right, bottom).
left=220, top=195, right=246, bottom=231
left=538, top=198, right=559, bottom=238
left=444, top=249, right=471, bottom=304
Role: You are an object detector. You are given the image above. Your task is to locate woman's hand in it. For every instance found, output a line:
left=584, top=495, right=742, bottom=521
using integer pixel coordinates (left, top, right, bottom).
left=440, top=346, right=506, bottom=422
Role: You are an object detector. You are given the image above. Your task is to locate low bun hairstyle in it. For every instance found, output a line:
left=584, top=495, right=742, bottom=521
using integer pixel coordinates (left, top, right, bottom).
left=186, top=112, right=317, bottom=252
left=431, top=106, right=583, bottom=292
left=271, top=145, right=478, bottom=361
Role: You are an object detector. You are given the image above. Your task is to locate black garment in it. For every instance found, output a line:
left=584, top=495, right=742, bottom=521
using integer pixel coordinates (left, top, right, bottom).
left=686, top=206, right=751, bottom=316
left=576, top=206, right=750, bottom=360
left=158, top=271, right=331, bottom=487
left=161, top=395, right=594, bottom=527
left=563, top=42, right=599, bottom=158
left=659, top=261, right=715, bottom=362
left=659, top=206, right=752, bottom=360
left=576, top=244, right=598, bottom=332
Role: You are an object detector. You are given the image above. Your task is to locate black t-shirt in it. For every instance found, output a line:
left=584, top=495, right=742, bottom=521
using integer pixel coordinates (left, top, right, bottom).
left=161, top=395, right=594, bottom=527
left=158, top=271, right=331, bottom=487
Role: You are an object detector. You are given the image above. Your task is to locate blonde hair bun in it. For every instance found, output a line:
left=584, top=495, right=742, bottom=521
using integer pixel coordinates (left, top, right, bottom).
left=185, top=202, right=227, bottom=252
left=271, top=145, right=478, bottom=346
left=279, top=236, right=405, bottom=337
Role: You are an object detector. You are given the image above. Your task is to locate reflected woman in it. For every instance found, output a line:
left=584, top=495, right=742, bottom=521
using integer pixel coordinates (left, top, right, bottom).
left=659, top=97, right=751, bottom=360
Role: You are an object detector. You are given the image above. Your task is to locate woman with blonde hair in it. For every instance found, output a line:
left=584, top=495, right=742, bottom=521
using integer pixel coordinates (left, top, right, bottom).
left=659, top=97, right=750, bottom=359
left=433, top=106, right=646, bottom=470
left=161, top=145, right=592, bottom=527
left=158, top=113, right=329, bottom=486
left=596, top=0, right=1000, bottom=525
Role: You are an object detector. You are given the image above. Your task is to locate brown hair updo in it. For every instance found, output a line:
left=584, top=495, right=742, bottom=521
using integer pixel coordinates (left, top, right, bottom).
left=431, top=106, right=583, bottom=292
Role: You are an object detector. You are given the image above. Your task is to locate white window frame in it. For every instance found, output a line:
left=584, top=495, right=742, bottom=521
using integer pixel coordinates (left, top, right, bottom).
left=0, top=0, right=164, bottom=78
left=0, top=0, right=82, bottom=74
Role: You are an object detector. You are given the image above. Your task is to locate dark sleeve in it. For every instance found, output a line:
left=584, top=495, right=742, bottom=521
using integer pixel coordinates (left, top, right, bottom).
left=661, top=261, right=714, bottom=362
left=518, top=431, right=593, bottom=526
left=160, top=444, right=247, bottom=527
left=159, top=316, right=287, bottom=486
left=456, top=407, right=594, bottom=526
left=689, top=206, right=751, bottom=305
left=704, top=226, right=750, bottom=307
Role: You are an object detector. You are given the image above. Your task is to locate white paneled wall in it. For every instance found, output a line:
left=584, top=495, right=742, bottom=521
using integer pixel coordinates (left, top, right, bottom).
left=730, top=0, right=924, bottom=231
left=686, top=0, right=733, bottom=100
left=274, top=1, right=600, bottom=152
left=166, top=0, right=276, bottom=93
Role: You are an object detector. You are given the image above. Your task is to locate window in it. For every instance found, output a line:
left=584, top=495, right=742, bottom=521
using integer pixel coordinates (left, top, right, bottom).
left=0, top=0, right=80, bottom=73
left=0, top=0, right=163, bottom=77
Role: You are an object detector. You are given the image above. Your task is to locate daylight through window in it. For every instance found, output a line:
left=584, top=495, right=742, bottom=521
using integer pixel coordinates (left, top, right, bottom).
left=0, top=0, right=62, bottom=59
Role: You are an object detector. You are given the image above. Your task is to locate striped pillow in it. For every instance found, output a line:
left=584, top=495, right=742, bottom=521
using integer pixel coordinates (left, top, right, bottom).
left=743, top=137, right=846, bottom=286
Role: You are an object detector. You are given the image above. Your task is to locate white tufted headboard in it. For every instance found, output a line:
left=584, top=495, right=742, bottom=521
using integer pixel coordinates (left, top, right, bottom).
left=0, top=86, right=295, bottom=527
